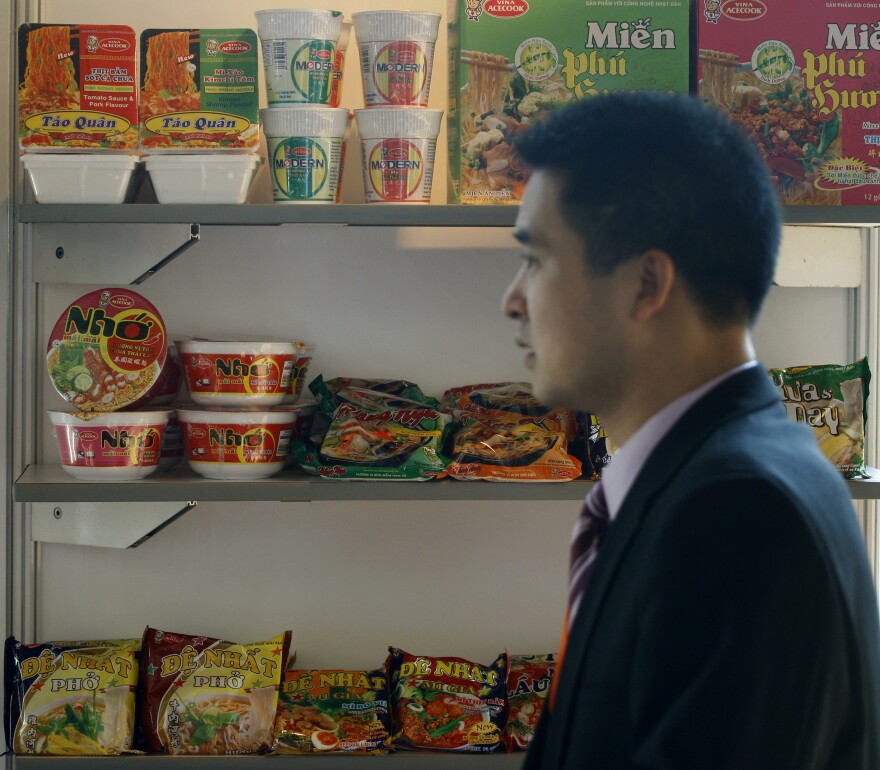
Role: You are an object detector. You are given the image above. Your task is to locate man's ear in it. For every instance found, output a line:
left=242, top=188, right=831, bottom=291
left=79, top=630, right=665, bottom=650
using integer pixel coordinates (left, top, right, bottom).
left=630, top=249, right=676, bottom=322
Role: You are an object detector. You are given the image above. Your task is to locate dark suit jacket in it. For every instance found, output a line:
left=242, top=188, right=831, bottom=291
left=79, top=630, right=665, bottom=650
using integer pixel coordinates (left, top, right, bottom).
left=525, top=366, right=880, bottom=769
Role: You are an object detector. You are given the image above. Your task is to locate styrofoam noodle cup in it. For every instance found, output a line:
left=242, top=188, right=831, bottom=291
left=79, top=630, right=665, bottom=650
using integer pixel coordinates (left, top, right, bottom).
left=49, top=409, right=171, bottom=481
left=262, top=107, right=349, bottom=203
left=255, top=9, right=344, bottom=105
left=352, top=11, right=440, bottom=107
left=355, top=108, right=442, bottom=203
left=177, top=407, right=297, bottom=480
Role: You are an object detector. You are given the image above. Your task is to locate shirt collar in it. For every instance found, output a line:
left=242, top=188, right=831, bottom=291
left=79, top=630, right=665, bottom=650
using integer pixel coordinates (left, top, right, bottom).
left=600, top=361, right=758, bottom=520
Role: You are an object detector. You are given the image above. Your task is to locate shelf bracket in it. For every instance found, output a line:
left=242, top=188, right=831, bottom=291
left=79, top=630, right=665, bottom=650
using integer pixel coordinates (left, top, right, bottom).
left=130, top=223, right=201, bottom=285
left=30, top=501, right=197, bottom=549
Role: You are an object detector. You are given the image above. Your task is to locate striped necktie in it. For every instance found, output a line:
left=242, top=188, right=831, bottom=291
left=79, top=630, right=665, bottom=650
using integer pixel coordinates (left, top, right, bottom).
left=549, top=481, right=611, bottom=710
left=568, top=481, right=611, bottom=628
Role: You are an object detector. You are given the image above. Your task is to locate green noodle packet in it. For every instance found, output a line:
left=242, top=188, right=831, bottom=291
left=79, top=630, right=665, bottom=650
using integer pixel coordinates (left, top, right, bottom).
left=768, top=357, right=871, bottom=479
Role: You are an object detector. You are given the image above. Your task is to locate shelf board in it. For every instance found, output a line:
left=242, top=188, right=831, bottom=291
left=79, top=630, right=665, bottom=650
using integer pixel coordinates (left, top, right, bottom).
left=16, top=203, right=880, bottom=227
left=13, top=464, right=597, bottom=503
left=16, top=203, right=519, bottom=227
left=14, top=464, right=880, bottom=503
left=10, top=754, right=523, bottom=768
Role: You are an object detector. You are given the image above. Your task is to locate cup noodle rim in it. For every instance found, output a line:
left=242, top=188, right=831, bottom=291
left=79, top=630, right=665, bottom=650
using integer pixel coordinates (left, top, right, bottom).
left=254, top=8, right=344, bottom=41
left=351, top=10, right=441, bottom=42
left=355, top=108, right=443, bottom=139
left=261, top=107, right=350, bottom=138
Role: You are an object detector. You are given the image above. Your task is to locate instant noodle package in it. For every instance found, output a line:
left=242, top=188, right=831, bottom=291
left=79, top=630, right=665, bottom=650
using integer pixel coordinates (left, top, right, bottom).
left=502, top=653, right=555, bottom=751
left=448, top=0, right=691, bottom=204
left=698, top=1, right=880, bottom=205
left=139, top=28, right=260, bottom=151
left=769, top=357, right=871, bottom=478
left=386, top=647, right=507, bottom=753
left=18, top=24, right=139, bottom=152
left=139, top=627, right=291, bottom=755
left=5, top=637, right=140, bottom=756
left=442, top=383, right=582, bottom=481
left=294, top=376, right=450, bottom=480
left=274, top=668, right=392, bottom=754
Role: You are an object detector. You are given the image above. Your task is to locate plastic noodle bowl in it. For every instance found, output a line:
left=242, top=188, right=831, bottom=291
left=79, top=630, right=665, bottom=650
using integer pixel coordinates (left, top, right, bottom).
left=22, top=154, right=140, bottom=204
left=352, top=11, right=441, bottom=107
left=177, top=407, right=297, bottom=480
left=144, top=154, right=261, bottom=204
left=255, top=9, right=344, bottom=105
left=49, top=410, right=172, bottom=481
left=262, top=108, right=349, bottom=203
left=178, top=339, right=314, bottom=407
left=355, top=108, right=442, bottom=203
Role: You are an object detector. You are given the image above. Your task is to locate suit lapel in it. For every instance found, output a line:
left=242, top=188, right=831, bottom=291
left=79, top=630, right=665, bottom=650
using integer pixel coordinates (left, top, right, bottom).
left=543, top=367, right=781, bottom=765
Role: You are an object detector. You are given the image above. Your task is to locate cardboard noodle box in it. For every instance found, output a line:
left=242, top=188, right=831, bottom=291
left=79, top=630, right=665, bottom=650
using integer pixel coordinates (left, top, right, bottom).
left=18, top=24, right=138, bottom=151
left=139, top=28, right=260, bottom=151
left=698, top=0, right=880, bottom=205
left=447, top=0, right=691, bottom=204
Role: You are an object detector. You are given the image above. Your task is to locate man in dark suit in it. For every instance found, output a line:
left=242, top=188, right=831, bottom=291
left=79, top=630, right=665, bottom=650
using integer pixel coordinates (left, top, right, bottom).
left=502, top=91, right=880, bottom=768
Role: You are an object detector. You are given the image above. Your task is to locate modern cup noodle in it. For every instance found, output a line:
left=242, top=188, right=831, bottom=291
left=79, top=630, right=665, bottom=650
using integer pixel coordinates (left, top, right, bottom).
left=47, top=288, right=168, bottom=414
left=356, top=108, right=442, bottom=203
left=330, top=20, right=353, bottom=108
left=18, top=24, right=139, bottom=152
left=255, top=9, right=344, bottom=105
left=178, top=338, right=303, bottom=407
left=177, top=406, right=297, bottom=480
left=139, top=28, right=260, bottom=152
left=352, top=11, right=441, bottom=107
left=262, top=107, right=349, bottom=203
left=49, top=409, right=171, bottom=481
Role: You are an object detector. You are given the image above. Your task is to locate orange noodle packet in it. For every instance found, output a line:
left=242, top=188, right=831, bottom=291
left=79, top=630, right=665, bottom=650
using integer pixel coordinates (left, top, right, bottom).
left=502, top=654, right=556, bottom=751
left=387, top=647, right=507, bottom=752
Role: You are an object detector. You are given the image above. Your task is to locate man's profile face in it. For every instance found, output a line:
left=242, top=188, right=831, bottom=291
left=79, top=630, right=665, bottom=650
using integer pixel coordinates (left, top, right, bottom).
left=502, top=170, right=628, bottom=414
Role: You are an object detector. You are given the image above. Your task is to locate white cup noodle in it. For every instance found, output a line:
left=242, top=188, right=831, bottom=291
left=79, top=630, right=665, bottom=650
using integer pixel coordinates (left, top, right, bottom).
left=351, top=11, right=441, bottom=43
left=261, top=107, right=350, bottom=139
left=255, top=9, right=344, bottom=41
left=355, top=108, right=443, bottom=140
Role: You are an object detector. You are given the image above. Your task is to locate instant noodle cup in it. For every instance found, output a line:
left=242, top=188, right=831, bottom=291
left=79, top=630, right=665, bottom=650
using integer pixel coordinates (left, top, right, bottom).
left=355, top=108, right=442, bottom=203
left=255, top=9, right=344, bottom=105
left=178, top=339, right=304, bottom=407
left=330, top=20, right=352, bottom=108
left=47, top=288, right=168, bottom=413
left=49, top=409, right=171, bottom=481
left=177, top=406, right=297, bottom=479
left=262, top=107, right=349, bottom=203
left=351, top=11, right=440, bottom=107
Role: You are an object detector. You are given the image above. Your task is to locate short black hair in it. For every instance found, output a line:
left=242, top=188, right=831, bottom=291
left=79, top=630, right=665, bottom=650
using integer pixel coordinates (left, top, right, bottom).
left=514, top=91, right=781, bottom=326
